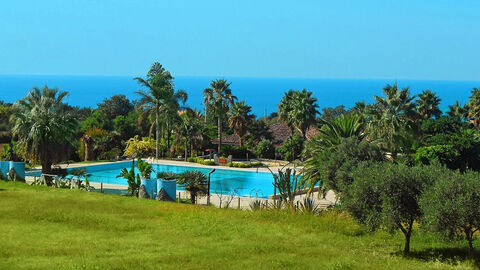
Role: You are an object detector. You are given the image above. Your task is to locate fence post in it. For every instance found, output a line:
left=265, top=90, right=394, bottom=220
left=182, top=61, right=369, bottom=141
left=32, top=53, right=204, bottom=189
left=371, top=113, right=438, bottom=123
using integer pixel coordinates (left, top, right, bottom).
left=178, top=192, right=181, bottom=203
left=237, top=197, right=240, bottom=209
left=100, top=182, right=103, bottom=193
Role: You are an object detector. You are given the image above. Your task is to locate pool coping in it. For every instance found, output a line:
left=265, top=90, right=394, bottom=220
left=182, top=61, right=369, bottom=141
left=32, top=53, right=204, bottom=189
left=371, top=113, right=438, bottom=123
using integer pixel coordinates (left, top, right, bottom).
left=29, top=158, right=300, bottom=174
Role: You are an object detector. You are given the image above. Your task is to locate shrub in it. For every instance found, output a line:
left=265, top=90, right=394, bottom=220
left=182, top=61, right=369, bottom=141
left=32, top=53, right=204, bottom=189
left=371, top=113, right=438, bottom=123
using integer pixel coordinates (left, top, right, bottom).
left=123, top=136, right=156, bottom=158
left=187, top=157, right=197, bottom=163
left=255, top=139, right=275, bottom=159
left=202, top=160, right=215, bottom=166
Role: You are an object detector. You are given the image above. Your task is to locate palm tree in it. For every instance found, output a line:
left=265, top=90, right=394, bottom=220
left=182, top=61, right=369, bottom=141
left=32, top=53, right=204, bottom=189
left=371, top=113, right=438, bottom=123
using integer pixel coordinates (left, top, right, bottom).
left=368, top=83, right=418, bottom=156
left=467, top=86, right=480, bottom=128
left=278, top=89, right=318, bottom=139
left=203, top=79, right=237, bottom=153
left=176, top=170, right=207, bottom=204
left=228, top=101, right=255, bottom=147
left=416, top=90, right=442, bottom=120
left=179, top=109, right=202, bottom=160
left=135, top=62, right=187, bottom=158
left=447, top=101, right=468, bottom=120
left=12, top=86, right=77, bottom=174
left=301, top=113, right=366, bottom=194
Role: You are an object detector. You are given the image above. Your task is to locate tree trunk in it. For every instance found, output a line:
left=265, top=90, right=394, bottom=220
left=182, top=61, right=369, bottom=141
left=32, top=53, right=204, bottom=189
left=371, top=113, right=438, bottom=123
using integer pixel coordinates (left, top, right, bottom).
left=83, top=135, right=94, bottom=161
left=400, top=219, right=414, bottom=254
left=464, top=227, right=475, bottom=254
left=167, top=121, right=171, bottom=157
left=40, top=145, right=52, bottom=175
left=204, top=104, right=208, bottom=123
left=184, top=139, right=188, bottom=162
left=190, top=192, right=196, bottom=204
left=155, top=106, right=159, bottom=159
left=218, top=116, right=222, bottom=153
left=404, top=232, right=411, bottom=253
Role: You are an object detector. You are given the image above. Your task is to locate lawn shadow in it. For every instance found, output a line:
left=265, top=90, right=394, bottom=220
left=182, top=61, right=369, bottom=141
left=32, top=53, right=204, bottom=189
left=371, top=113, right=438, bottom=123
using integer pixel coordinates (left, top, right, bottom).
left=394, top=248, right=480, bottom=268
left=0, top=188, right=6, bottom=192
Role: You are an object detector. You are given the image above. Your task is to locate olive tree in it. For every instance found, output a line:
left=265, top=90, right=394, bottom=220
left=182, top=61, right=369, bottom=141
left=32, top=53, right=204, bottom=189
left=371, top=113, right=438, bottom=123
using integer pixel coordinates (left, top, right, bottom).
left=343, top=162, right=435, bottom=253
left=420, top=170, right=480, bottom=254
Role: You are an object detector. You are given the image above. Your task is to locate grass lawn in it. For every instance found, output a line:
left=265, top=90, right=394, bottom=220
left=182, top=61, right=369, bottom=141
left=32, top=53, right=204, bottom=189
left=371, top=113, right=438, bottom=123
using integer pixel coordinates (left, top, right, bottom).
left=0, top=181, right=478, bottom=270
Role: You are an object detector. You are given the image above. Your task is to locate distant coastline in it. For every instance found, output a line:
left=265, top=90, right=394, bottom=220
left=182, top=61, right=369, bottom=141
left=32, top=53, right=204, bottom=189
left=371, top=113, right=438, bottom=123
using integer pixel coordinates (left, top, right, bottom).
left=1, top=74, right=478, bottom=116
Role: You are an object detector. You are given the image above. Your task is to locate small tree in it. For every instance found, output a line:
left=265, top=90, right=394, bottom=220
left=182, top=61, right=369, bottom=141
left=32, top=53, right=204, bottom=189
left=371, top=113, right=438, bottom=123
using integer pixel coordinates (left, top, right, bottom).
left=117, top=162, right=140, bottom=196
left=176, top=171, right=207, bottom=204
left=255, top=139, right=275, bottom=159
left=277, top=135, right=304, bottom=161
left=420, top=170, right=480, bottom=254
left=343, top=162, right=435, bottom=253
left=136, top=158, right=152, bottom=179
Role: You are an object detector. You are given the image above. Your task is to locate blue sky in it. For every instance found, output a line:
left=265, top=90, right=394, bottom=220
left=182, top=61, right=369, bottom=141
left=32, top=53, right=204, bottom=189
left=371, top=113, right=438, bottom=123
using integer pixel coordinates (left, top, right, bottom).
left=1, top=0, right=479, bottom=80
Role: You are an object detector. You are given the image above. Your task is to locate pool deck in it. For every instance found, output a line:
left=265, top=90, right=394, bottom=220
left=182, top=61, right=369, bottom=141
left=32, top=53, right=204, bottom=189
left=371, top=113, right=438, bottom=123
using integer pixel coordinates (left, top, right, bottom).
left=26, top=159, right=334, bottom=210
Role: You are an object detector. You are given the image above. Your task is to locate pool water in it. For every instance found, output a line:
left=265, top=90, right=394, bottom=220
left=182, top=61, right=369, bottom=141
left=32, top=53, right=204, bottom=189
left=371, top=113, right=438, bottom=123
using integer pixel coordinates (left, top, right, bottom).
left=28, top=161, right=275, bottom=198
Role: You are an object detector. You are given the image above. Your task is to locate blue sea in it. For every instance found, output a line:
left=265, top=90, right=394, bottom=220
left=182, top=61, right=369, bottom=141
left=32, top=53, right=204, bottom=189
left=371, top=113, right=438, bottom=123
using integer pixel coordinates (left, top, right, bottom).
left=0, top=75, right=478, bottom=116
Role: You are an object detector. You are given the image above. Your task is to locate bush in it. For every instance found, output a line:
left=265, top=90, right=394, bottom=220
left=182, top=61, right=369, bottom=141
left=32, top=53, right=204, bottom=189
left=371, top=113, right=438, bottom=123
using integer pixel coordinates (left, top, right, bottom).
left=187, top=157, right=197, bottom=163
left=202, top=160, right=215, bottom=166
left=255, top=139, right=275, bottom=159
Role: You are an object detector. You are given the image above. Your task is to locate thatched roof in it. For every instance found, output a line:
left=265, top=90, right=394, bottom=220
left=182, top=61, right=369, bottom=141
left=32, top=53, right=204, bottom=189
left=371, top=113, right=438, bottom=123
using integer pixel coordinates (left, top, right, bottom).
left=211, top=123, right=318, bottom=147
left=268, top=123, right=292, bottom=146
left=212, top=134, right=241, bottom=146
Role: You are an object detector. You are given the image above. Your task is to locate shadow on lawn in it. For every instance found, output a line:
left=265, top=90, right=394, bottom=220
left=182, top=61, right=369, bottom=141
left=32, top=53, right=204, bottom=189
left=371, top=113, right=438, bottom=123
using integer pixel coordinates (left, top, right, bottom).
left=395, top=248, right=480, bottom=268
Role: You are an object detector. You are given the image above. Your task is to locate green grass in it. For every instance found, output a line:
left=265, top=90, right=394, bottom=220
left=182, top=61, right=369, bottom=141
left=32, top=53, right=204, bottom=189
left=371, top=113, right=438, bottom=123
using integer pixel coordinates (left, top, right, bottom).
left=0, top=181, right=478, bottom=270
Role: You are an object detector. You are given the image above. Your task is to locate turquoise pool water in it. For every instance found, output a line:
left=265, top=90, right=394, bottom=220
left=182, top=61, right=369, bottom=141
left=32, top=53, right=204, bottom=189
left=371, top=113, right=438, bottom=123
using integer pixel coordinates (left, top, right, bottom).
left=27, top=161, right=274, bottom=198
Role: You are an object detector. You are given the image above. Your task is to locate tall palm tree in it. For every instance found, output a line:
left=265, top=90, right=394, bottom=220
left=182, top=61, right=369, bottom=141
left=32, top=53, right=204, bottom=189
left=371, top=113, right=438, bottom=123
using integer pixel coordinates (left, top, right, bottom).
left=278, top=89, right=318, bottom=139
left=179, top=109, right=202, bottom=160
left=12, top=86, right=77, bottom=174
left=203, top=79, right=237, bottom=153
left=228, top=101, right=255, bottom=147
left=467, top=86, right=480, bottom=128
left=416, top=90, right=442, bottom=120
left=135, top=62, right=187, bottom=158
left=447, top=101, right=468, bottom=120
left=368, top=83, right=418, bottom=156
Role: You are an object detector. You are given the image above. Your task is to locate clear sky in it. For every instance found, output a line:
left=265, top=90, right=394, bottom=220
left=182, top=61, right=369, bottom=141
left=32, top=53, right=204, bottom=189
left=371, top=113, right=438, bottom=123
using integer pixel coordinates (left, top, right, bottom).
left=1, top=0, right=479, bottom=80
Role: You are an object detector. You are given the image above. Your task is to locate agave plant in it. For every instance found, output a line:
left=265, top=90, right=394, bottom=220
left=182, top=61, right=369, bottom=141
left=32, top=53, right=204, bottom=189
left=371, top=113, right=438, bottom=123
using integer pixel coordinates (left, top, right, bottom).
left=298, top=197, right=322, bottom=215
left=249, top=199, right=264, bottom=211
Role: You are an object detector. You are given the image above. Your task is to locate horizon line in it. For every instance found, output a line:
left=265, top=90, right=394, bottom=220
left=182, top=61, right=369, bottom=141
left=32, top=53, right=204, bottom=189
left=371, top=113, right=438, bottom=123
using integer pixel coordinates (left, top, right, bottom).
left=0, top=73, right=479, bottom=83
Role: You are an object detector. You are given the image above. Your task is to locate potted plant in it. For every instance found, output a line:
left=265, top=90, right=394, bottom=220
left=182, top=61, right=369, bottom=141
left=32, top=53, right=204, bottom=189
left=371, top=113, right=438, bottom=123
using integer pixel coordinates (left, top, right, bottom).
left=137, top=158, right=156, bottom=199
left=156, top=171, right=177, bottom=201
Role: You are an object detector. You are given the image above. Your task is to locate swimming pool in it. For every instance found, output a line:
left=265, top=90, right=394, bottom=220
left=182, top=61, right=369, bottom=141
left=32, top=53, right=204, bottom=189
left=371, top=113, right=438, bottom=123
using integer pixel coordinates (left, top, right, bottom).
left=27, top=161, right=275, bottom=198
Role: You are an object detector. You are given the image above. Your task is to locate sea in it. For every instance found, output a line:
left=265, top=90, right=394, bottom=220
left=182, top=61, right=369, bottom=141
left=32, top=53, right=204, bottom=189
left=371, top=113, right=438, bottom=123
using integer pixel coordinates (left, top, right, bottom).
left=0, top=75, right=478, bottom=117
